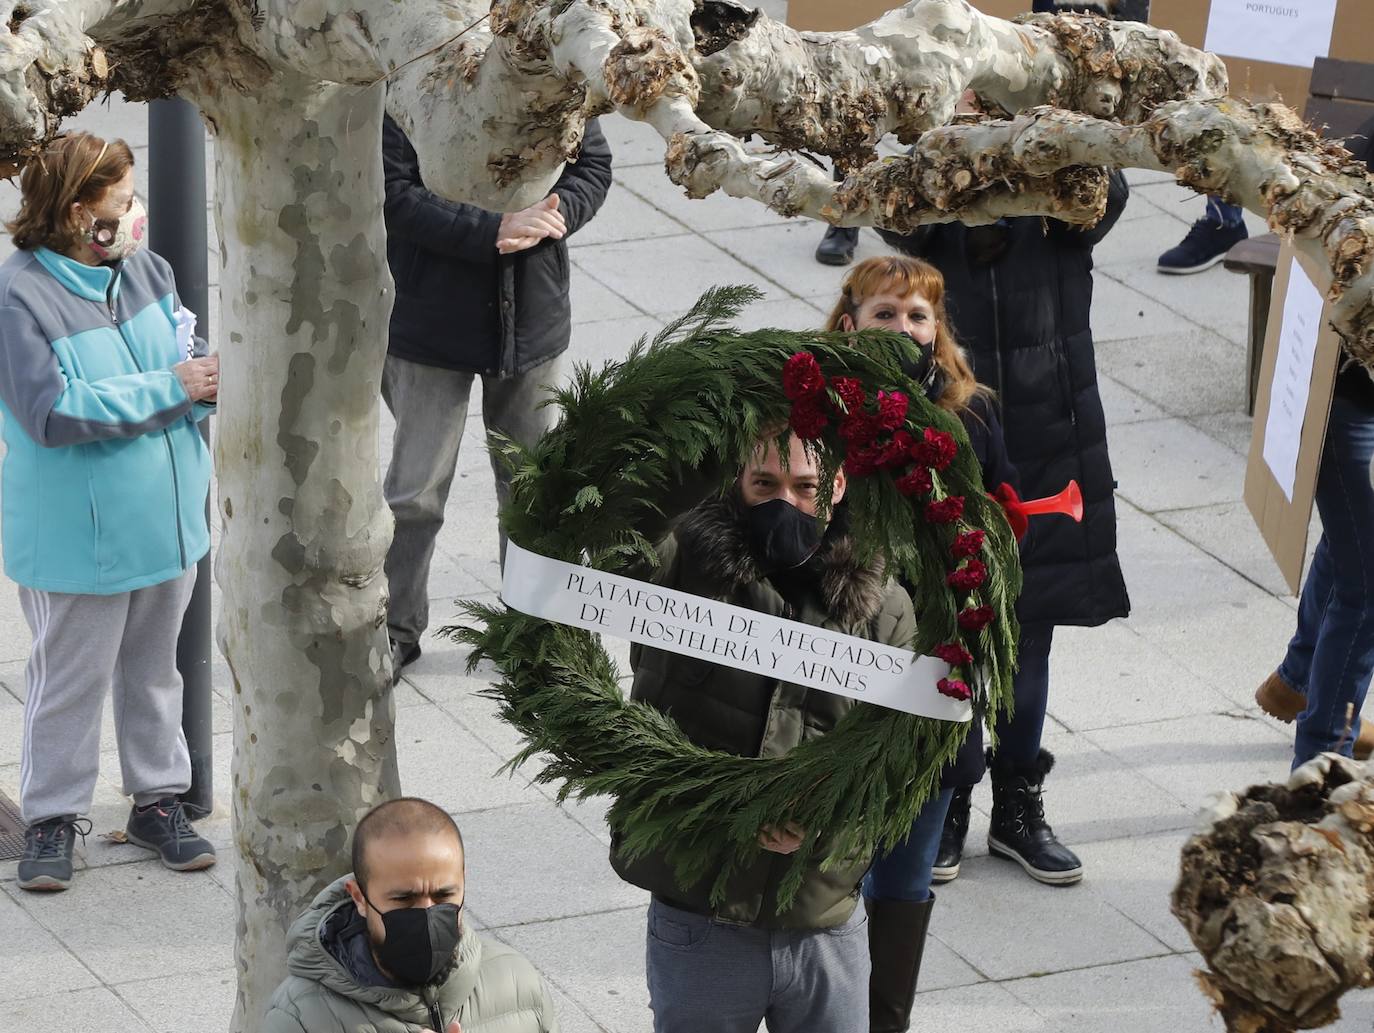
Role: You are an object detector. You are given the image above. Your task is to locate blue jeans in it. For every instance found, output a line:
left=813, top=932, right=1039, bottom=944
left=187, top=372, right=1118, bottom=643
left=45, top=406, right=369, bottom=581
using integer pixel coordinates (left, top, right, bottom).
left=863, top=787, right=954, bottom=902
left=1277, top=397, right=1374, bottom=766
left=994, top=623, right=1054, bottom=767
left=1206, top=197, right=1245, bottom=229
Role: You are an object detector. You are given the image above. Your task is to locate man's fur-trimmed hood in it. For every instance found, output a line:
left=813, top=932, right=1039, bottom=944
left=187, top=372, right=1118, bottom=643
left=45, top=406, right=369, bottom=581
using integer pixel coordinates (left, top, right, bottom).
left=673, top=496, right=888, bottom=626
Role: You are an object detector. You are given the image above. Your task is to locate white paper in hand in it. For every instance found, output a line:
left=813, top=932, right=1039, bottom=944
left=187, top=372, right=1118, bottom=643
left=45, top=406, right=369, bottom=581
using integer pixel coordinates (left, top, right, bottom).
left=174, top=306, right=198, bottom=359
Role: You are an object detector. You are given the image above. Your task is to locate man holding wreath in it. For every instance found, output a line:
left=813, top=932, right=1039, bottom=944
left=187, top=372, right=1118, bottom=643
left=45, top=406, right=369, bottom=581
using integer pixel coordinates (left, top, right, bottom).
left=609, top=429, right=917, bottom=1033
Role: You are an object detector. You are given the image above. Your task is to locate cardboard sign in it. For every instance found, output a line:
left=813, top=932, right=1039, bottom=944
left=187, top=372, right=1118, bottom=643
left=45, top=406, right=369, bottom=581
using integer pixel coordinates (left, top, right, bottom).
left=1244, top=243, right=1342, bottom=594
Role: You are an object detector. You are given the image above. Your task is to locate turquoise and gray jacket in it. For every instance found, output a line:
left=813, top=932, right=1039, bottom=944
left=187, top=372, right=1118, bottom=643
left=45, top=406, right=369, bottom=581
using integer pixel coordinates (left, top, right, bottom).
left=0, top=246, right=212, bottom=594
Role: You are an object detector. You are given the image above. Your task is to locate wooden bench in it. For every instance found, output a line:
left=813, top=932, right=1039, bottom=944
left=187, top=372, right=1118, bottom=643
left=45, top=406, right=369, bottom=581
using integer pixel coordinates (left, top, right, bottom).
left=1224, top=56, right=1374, bottom=414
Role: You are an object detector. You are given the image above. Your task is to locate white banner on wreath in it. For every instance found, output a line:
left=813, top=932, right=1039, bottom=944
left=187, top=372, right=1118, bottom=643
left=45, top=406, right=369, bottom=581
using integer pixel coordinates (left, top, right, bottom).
left=501, top=540, right=969, bottom=723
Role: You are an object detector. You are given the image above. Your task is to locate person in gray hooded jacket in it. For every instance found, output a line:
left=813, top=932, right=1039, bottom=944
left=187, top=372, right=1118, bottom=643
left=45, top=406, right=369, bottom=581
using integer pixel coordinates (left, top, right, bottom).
left=262, top=797, right=558, bottom=1033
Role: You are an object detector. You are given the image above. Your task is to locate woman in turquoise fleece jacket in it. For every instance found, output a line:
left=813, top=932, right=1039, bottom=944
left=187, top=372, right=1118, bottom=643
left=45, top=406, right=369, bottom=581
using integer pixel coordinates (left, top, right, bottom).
left=0, top=131, right=221, bottom=893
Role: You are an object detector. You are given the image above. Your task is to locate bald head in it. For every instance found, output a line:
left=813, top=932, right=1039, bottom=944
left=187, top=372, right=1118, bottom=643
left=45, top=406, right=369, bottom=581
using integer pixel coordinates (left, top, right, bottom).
left=351, top=797, right=464, bottom=891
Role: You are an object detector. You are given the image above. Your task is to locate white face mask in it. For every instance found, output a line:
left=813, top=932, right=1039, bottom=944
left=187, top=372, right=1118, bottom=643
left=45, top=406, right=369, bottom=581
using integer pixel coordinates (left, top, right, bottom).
left=85, top=197, right=147, bottom=262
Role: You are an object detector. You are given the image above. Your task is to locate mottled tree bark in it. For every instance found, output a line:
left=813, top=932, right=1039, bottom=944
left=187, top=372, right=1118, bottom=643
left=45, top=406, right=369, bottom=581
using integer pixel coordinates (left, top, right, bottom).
left=1173, top=754, right=1374, bottom=1033
left=196, top=78, right=400, bottom=1027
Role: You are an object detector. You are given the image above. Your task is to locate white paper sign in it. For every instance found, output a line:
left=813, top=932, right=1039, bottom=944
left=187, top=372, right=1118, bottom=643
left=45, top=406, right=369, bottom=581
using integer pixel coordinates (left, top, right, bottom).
left=501, top=540, right=968, bottom=722
left=1204, top=0, right=1338, bottom=70
left=1262, top=262, right=1326, bottom=502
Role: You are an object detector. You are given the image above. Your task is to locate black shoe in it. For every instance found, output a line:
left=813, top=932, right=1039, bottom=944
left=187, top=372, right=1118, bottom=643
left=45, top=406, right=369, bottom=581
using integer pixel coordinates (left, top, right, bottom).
left=986, top=749, right=1083, bottom=885
left=1156, top=216, right=1248, bottom=274
left=815, top=225, right=859, bottom=266
left=17, top=815, right=90, bottom=892
left=932, top=784, right=972, bottom=884
left=390, top=637, right=421, bottom=683
left=126, top=798, right=217, bottom=871
left=865, top=894, right=935, bottom=1033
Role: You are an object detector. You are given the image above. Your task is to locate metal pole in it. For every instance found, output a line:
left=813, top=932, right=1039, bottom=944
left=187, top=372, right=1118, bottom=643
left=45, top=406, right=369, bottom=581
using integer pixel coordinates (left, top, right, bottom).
left=149, top=97, right=215, bottom=819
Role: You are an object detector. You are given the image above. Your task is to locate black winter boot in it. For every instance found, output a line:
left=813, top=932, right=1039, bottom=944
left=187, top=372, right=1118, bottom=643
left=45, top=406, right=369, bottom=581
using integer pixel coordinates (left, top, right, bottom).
left=987, top=748, right=1083, bottom=885
left=865, top=895, right=935, bottom=1033
left=815, top=225, right=859, bottom=266
left=931, top=785, right=972, bottom=884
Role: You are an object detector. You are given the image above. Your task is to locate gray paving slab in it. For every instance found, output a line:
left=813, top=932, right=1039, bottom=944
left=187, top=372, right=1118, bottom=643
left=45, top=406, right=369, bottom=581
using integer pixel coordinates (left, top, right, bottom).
left=1085, top=711, right=1293, bottom=810
left=494, top=908, right=651, bottom=1033
left=1090, top=274, right=1196, bottom=343
left=568, top=181, right=686, bottom=247
left=1155, top=500, right=1308, bottom=600
left=570, top=314, right=665, bottom=369
left=1189, top=408, right=1256, bottom=457
left=1109, top=261, right=1251, bottom=348
left=1096, top=327, right=1247, bottom=417
left=117, top=967, right=238, bottom=1033
left=931, top=856, right=1172, bottom=979
left=906, top=982, right=1050, bottom=1030
left=459, top=802, right=648, bottom=928
left=1069, top=829, right=1194, bottom=953
left=0, top=889, right=99, bottom=1003
left=394, top=702, right=544, bottom=814
left=0, top=861, right=233, bottom=985
left=1003, top=954, right=1223, bottom=1033
left=573, top=235, right=785, bottom=317
left=0, top=986, right=154, bottom=1033
left=1108, top=417, right=1246, bottom=512
left=1096, top=373, right=1169, bottom=425
left=1047, top=621, right=1239, bottom=732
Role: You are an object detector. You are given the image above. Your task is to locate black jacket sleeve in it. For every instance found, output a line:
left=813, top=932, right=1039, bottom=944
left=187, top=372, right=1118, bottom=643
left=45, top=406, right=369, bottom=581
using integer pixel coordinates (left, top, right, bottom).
left=551, top=119, right=613, bottom=237
left=381, top=115, right=502, bottom=265
left=960, top=393, right=1019, bottom=494
left=1052, top=169, right=1129, bottom=248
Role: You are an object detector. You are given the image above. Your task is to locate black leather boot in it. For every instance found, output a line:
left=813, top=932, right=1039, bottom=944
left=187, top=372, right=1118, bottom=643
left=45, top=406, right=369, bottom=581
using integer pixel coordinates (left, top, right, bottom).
left=815, top=225, right=859, bottom=266
left=865, top=895, right=935, bottom=1033
left=987, top=748, right=1083, bottom=885
left=932, top=784, right=972, bottom=884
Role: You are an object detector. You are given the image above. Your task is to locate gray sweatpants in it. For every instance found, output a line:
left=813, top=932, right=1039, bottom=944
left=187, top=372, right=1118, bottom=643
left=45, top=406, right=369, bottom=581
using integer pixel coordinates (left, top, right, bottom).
left=18, top=569, right=196, bottom=824
left=381, top=353, right=560, bottom=644
left=645, top=897, right=870, bottom=1033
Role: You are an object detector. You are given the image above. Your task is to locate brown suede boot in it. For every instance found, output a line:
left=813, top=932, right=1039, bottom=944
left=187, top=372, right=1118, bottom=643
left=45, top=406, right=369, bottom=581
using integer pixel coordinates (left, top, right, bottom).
left=1254, top=671, right=1304, bottom=723
left=1255, top=671, right=1374, bottom=760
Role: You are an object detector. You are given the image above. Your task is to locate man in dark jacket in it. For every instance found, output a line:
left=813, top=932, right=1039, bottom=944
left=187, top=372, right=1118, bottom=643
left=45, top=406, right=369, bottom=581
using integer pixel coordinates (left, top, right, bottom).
left=380, top=116, right=612, bottom=676
left=611, top=432, right=917, bottom=1033
left=879, top=170, right=1132, bottom=888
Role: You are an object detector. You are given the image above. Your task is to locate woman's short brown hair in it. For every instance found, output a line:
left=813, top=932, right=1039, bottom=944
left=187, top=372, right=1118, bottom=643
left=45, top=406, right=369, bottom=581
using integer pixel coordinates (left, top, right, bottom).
left=825, top=255, right=987, bottom=415
left=7, top=132, right=135, bottom=252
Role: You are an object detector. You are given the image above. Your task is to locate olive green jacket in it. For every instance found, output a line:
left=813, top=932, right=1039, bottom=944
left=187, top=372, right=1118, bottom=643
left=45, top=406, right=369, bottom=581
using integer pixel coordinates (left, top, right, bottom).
left=609, top=497, right=917, bottom=929
left=261, top=877, right=558, bottom=1033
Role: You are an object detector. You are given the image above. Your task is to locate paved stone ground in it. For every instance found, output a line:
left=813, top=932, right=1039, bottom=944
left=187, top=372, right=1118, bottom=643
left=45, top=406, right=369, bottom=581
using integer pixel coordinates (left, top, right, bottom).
left=3, top=48, right=1374, bottom=1033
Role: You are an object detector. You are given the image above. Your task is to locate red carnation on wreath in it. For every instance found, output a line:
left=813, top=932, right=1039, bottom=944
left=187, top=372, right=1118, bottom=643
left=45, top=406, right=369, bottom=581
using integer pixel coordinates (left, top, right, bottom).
left=789, top=397, right=829, bottom=440
left=895, top=466, right=933, bottom=497
left=951, top=529, right=986, bottom=559
left=839, top=410, right=882, bottom=447
left=876, top=390, right=909, bottom=432
left=830, top=376, right=866, bottom=413
left=925, top=496, right=965, bottom=524
left=947, top=559, right=988, bottom=592
left=843, top=445, right=882, bottom=478
left=934, top=642, right=974, bottom=667
left=782, top=352, right=826, bottom=401
left=958, top=605, right=996, bottom=632
left=937, top=678, right=973, bottom=702
left=913, top=427, right=958, bottom=471
left=877, top=430, right=914, bottom=471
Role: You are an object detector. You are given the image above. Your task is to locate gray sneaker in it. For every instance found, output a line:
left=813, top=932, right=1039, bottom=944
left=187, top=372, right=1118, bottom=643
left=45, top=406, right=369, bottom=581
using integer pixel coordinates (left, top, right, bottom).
left=17, top=815, right=90, bottom=892
left=126, top=798, right=217, bottom=871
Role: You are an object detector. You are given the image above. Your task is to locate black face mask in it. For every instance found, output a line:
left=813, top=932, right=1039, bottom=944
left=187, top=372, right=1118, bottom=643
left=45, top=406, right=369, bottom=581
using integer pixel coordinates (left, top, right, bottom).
left=365, top=894, right=463, bottom=987
left=898, top=332, right=944, bottom=402
left=746, top=498, right=823, bottom=574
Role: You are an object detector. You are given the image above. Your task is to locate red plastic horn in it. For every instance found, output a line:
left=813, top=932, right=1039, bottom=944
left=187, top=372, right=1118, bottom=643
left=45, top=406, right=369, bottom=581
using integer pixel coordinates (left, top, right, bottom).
left=990, top=481, right=1084, bottom=542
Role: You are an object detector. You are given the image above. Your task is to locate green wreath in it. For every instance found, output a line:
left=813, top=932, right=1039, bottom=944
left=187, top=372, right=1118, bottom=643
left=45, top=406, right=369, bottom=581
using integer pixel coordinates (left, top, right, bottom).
left=446, top=286, right=1020, bottom=908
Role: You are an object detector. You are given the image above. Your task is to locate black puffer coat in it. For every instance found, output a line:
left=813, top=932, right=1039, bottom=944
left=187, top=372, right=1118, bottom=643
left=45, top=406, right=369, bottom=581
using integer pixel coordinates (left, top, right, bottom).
left=382, top=116, right=613, bottom=377
left=880, top=173, right=1132, bottom=628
